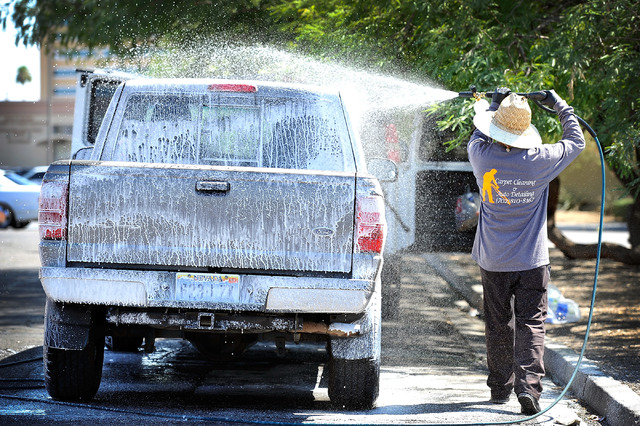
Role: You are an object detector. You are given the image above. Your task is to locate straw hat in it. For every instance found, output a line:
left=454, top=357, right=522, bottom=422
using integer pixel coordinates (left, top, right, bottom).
left=473, top=93, right=542, bottom=149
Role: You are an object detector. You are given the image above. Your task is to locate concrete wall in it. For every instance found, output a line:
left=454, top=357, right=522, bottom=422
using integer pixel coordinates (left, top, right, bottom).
left=1, top=46, right=92, bottom=170
left=0, top=100, right=73, bottom=170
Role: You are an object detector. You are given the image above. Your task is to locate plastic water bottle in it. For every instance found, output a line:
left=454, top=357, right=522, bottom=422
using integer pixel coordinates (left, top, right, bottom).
left=547, top=284, right=581, bottom=324
left=556, top=302, right=568, bottom=321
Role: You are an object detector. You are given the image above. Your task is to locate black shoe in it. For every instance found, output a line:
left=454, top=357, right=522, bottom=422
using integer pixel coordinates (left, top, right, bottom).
left=489, top=395, right=510, bottom=404
left=490, top=389, right=511, bottom=404
left=517, top=392, right=541, bottom=415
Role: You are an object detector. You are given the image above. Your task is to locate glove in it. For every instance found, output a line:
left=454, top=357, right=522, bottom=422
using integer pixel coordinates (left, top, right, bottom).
left=539, top=89, right=562, bottom=108
left=492, top=87, right=511, bottom=105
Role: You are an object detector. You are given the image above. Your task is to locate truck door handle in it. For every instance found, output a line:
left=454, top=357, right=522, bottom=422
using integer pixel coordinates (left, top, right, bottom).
left=195, top=181, right=231, bottom=193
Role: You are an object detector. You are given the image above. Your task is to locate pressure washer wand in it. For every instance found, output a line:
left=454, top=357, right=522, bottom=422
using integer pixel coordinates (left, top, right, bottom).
left=457, top=86, right=549, bottom=102
left=458, top=86, right=599, bottom=138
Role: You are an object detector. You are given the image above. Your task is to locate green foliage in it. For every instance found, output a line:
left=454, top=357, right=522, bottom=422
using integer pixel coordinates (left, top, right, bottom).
left=268, top=0, right=409, bottom=71
left=16, top=65, right=32, bottom=84
left=1, top=0, right=282, bottom=55
left=269, top=0, right=566, bottom=145
left=552, top=0, right=640, bottom=188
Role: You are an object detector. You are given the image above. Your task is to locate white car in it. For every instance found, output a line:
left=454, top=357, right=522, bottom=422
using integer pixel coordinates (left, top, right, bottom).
left=0, top=169, right=41, bottom=229
left=20, top=165, right=50, bottom=184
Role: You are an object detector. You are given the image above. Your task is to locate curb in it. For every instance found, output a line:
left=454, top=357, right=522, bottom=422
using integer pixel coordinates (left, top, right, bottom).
left=424, top=253, right=640, bottom=426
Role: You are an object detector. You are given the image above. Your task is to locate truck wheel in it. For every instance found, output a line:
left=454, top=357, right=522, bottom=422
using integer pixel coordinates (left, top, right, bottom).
left=105, top=336, right=143, bottom=352
left=328, top=357, right=380, bottom=410
left=44, top=328, right=104, bottom=402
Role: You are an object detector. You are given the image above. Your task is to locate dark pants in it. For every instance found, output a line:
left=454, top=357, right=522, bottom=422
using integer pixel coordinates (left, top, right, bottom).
left=480, top=265, right=549, bottom=400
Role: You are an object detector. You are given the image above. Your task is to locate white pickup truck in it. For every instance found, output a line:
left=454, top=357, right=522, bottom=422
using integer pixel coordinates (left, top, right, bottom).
left=39, top=77, right=390, bottom=409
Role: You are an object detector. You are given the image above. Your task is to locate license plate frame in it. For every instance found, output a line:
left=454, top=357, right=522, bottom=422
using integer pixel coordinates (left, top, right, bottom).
left=175, top=272, right=241, bottom=303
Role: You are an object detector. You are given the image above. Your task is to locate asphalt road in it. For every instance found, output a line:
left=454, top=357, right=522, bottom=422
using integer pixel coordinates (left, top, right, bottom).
left=0, top=225, right=593, bottom=424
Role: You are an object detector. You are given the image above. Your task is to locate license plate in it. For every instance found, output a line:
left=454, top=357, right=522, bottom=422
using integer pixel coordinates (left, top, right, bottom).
left=175, top=273, right=240, bottom=303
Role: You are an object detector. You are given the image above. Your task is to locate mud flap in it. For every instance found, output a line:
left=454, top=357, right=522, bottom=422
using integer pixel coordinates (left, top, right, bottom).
left=44, top=298, right=99, bottom=350
left=329, top=287, right=381, bottom=360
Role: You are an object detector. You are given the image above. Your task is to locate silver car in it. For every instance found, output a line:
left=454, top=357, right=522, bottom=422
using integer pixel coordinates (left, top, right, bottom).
left=20, top=165, right=50, bottom=184
left=0, top=169, right=41, bottom=229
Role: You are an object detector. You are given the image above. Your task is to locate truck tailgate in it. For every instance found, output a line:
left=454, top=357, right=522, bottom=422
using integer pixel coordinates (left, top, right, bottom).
left=67, top=163, right=356, bottom=273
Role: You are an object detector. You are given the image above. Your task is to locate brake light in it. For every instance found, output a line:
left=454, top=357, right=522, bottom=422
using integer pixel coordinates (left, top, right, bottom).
left=355, top=196, right=386, bottom=253
left=208, top=83, right=257, bottom=93
left=39, top=181, right=69, bottom=240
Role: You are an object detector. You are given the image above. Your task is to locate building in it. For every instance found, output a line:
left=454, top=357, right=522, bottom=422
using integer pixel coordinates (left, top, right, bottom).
left=0, top=47, right=101, bottom=170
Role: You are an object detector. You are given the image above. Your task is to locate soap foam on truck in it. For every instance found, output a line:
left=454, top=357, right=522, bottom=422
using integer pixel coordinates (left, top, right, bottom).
left=38, top=77, right=390, bottom=410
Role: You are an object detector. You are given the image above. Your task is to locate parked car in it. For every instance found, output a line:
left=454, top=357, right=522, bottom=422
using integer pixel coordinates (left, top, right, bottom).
left=20, top=165, right=50, bottom=184
left=359, top=111, right=476, bottom=318
left=0, top=169, right=41, bottom=229
left=39, top=78, right=388, bottom=409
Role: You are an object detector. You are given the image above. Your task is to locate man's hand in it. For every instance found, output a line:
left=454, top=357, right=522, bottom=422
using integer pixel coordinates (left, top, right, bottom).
left=539, top=90, right=562, bottom=108
left=492, top=87, right=511, bottom=105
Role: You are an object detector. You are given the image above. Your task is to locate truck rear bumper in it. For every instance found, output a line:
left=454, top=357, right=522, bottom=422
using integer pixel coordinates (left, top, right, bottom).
left=40, top=267, right=373, bottom=313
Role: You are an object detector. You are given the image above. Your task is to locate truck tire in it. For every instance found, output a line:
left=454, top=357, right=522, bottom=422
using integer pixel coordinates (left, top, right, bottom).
left=44, top=327, right=104, bottom=402
left=328, top=357, right=380, bottom=410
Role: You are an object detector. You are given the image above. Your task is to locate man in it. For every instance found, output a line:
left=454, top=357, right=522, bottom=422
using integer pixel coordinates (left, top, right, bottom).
left=467, top=88, right=585, bottom=414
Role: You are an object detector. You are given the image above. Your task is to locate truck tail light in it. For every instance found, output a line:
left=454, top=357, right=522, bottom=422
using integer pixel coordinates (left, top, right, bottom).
left=355, top=195, right=386, bottom=254
left=39, top=181, right=69, bottom=240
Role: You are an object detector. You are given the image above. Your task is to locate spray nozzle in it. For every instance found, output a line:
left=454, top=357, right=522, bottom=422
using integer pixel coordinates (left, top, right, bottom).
left=458, top=86, right=549, bottom=103
left=458, top=85, right=486, bottom=101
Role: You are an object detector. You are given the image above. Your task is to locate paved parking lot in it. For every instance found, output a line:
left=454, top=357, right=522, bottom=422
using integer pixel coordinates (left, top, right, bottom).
left=0, top=226, right=593, bottom=424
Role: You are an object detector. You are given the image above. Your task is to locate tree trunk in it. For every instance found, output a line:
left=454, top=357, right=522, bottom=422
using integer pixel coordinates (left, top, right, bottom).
left=547, top=177, right=640, bottom=265
left=627, top=189, right=640, bottom=248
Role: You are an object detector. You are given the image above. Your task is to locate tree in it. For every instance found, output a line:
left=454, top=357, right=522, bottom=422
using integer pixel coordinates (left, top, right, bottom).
left=551, top=1, right=640, bottom=263
left=16, top=65, right=31, bottom=84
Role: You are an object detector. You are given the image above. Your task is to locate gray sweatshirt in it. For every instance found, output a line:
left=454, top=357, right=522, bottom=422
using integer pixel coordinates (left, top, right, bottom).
left=467, top=99, right=586, bottom=272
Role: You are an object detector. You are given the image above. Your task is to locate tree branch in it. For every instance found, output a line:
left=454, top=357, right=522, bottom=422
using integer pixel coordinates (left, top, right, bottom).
left=548, top=224, right=640, bottom=264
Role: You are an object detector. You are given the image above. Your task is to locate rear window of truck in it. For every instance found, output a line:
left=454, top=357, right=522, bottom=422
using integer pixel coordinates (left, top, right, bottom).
left=104, top=93, right=355, bottom=172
